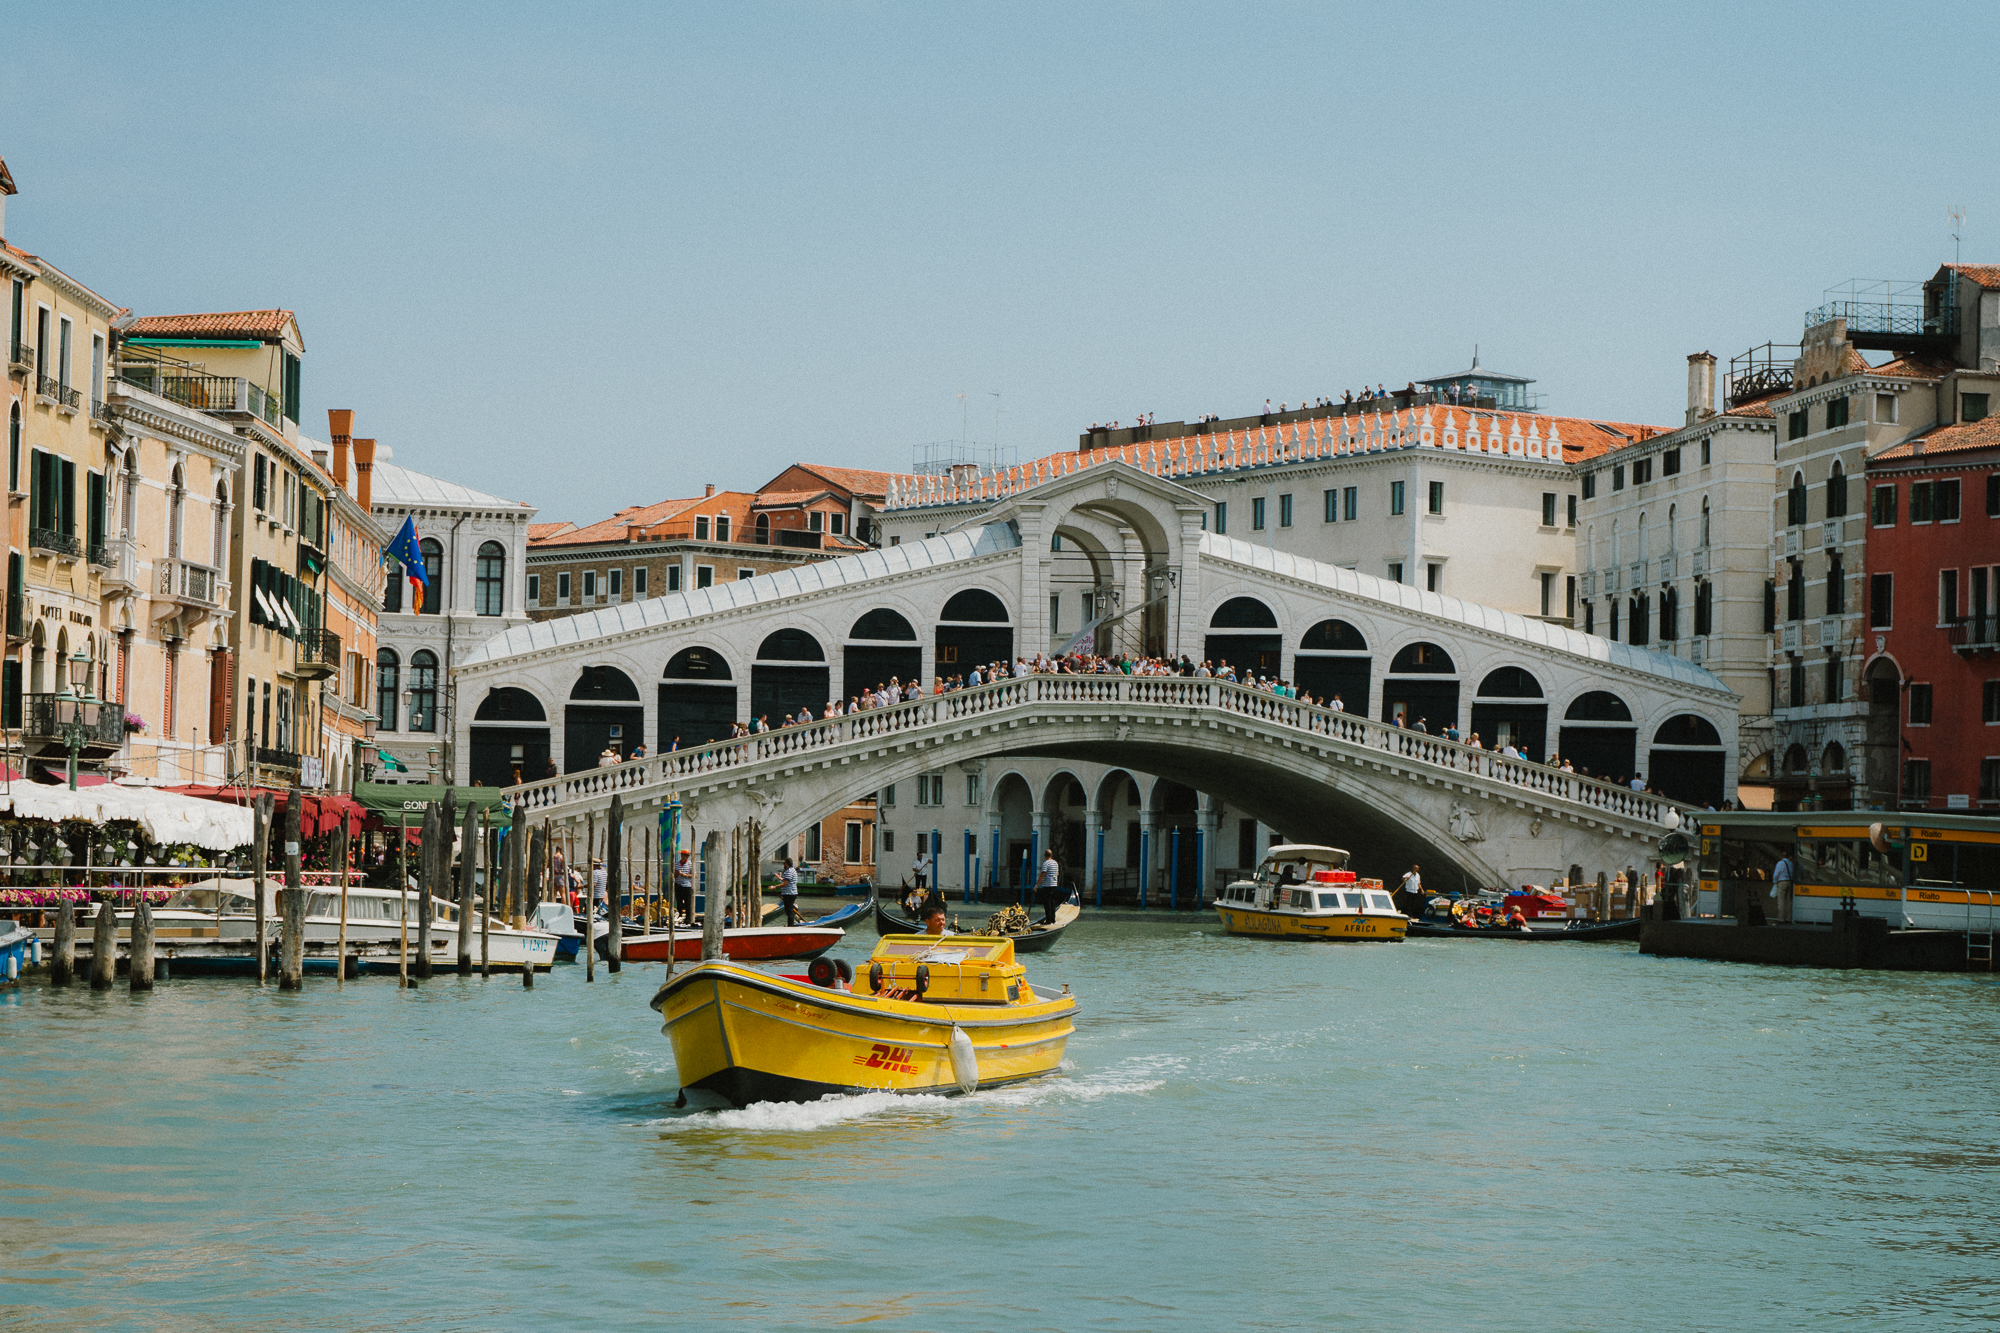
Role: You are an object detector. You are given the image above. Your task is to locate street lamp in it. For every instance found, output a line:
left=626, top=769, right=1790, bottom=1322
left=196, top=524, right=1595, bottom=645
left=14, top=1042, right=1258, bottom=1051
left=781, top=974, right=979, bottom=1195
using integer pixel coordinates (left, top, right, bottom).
left=53, top=645, right=102, bottom=792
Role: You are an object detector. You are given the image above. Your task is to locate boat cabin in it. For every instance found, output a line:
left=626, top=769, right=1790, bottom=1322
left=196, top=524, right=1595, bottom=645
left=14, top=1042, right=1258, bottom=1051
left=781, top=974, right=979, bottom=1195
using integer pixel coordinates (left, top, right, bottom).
left=1219, top=844, right=1395, bottom=914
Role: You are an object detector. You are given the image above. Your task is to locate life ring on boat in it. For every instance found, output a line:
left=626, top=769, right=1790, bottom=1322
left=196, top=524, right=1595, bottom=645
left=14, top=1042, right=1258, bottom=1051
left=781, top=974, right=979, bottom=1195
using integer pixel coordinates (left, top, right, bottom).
left=807, top=957, right=838, bottom=988
left=868, top=961, right=884, bottom=993
left=913, top=964, right=930, bottom=997
left=834, top=957, right=853, bottom=983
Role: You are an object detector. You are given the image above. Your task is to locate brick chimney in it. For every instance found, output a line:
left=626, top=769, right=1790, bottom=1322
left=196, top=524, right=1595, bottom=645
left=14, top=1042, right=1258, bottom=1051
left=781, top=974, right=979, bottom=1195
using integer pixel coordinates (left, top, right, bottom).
left=327, top=409, right=353, bottom=490
left=353, top=438, right=376, bottom=511
left=1686, top=352, right=1716, bottom=426
left=705, top=483, right=715, bottom=498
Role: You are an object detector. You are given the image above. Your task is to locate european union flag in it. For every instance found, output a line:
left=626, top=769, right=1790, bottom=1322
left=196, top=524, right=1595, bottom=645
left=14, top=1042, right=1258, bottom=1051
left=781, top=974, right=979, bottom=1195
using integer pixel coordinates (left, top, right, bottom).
left=384, top=515, right=428, bottom=614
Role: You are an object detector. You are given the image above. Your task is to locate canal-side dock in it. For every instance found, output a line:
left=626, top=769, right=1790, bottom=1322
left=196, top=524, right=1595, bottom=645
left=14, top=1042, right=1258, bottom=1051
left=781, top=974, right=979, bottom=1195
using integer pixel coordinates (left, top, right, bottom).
left=1640, top=908, right=1975, bottom=972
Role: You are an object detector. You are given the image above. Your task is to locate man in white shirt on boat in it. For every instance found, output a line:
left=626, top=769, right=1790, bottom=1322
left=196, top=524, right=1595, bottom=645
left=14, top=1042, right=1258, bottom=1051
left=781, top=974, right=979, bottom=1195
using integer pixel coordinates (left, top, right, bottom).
left=1036, top=851, right=1062, bottom=925
left=674, top=851, right=694, bottom=921
left=591, top=860, right=608, bottom=917
left=1399, top=865, right=1422, bottom=897
left=778, top=856, right=800, bottom=926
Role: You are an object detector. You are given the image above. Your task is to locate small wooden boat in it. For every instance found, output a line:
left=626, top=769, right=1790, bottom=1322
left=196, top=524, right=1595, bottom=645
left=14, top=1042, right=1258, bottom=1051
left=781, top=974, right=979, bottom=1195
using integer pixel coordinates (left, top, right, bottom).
left=1404, top=918, right=1643, bottom=941
left=873, top=899, right=1080, bottom=953
left=651, top=932, right=1079, bottom=1106
left=804, top=901, right=869, bottom=929
left=1214, top=845, right=1406, bottom=942
left=616, top=925, right=844, bottom=963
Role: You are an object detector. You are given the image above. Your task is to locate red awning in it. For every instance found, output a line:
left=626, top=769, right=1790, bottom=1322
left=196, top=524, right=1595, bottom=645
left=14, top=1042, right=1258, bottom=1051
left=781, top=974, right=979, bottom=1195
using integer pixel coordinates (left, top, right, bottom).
left=37, top=767, right=111, bottom=786
left=162, top=785, right=367, bottom=838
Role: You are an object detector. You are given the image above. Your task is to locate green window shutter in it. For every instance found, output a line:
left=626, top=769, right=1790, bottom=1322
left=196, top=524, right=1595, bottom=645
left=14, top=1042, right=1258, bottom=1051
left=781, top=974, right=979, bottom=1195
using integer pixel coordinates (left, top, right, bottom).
left=283, top=353, right=300, bottom=424
left=88, top=472, right=106, bottom=549
left=59, top=458, right=75, bottom=536
left=27, top=449, right=40, bottom=533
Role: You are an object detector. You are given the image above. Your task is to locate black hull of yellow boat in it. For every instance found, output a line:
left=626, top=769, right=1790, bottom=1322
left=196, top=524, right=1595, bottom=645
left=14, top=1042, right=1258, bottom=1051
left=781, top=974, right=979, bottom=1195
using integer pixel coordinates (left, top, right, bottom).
left=688, top=1065, right=1051, bottom=1108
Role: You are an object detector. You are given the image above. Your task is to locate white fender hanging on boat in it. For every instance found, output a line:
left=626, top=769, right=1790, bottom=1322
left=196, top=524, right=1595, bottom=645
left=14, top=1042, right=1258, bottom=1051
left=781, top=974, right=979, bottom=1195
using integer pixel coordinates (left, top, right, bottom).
left=948, top=1025, right=978, bottom=1094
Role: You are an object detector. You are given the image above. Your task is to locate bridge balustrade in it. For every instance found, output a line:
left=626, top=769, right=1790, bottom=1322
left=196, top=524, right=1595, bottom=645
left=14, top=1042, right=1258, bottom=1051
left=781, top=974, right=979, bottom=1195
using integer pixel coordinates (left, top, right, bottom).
left=505, top=674, right=1685, bottom=828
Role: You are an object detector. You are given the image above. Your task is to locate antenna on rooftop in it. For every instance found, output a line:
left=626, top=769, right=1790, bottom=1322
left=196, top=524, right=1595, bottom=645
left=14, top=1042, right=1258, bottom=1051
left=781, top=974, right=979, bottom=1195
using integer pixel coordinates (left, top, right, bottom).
left=1471, top=343, right=1480, bottom=370
left=1950, top=206, right=1966, bottom=267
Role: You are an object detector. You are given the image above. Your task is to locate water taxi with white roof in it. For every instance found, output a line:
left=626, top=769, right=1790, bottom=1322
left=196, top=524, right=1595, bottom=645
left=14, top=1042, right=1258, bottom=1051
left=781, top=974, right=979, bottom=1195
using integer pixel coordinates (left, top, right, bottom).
left=1214, top=844, right=1406, bottom=941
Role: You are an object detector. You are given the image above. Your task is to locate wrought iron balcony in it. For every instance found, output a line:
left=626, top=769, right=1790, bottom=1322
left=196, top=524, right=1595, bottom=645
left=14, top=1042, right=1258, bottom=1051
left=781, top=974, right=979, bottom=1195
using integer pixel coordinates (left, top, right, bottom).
left=30, top=527, right=81, bottom=559
left=90, top=398, right=111, bottom=427
left=7, top=341, right=30, bottom=373
left=35, top=374, right=79, bottom=410
left=1807, top=279, right=1959, bottom=353
left=254, top=746, right=301, bottom=772
left=1949, top=618, right=2000, bottom=655
left=156, top=557, right=222, bottom=611
left=296, top=627, right=341, bottom=681
left=23, top=693, right=126, bottom=747
left=114, top=367, right=283, bottom=424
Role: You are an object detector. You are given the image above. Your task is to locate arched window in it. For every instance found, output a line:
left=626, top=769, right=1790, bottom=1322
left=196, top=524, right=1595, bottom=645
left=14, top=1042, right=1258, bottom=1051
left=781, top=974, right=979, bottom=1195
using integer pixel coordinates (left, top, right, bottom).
left=383, top=552, right=403, bottom=614
left=474, top=687, right=545, bottom=721
left=419, top=538, right=443, bottom=615
left=1565, top=691, right=1632, bottom=721
left=475, top=540, right=506, bottom=616
left=7, top=403, right=18, bottom=493
left=1300, top=620, right=1367, bottom=651
left=120, top=451, right=140, bottom=539
left=1653, top=714, right=1722, bottom=746
left=1476, top=667, right=1543, bottom=698
left=167, top=464, right=185, bottom=560
left=376, top=648, right=400, bottom=731
left=756, top=628, right=825, bottom=661
left=212, top=479, right=230, bottom=568
left=1389, top=642, right=1455, bottom=674
left=1788, top=471, right=1808, bottom=527
left=940, top=589, right=1008, bottom=622
left=1827, top=461, right=1848, bottom=518
left=1210, top=597, right=1278, bottom=628
left=408, top=650, right=438, bottom=731
left=849, top=608, right=916, bottom=641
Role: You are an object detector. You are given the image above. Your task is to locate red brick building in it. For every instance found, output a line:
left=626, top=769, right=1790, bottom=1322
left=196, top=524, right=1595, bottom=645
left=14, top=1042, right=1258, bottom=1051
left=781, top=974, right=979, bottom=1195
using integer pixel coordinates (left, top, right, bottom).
left=1864, top=409, right=2000, bottom=811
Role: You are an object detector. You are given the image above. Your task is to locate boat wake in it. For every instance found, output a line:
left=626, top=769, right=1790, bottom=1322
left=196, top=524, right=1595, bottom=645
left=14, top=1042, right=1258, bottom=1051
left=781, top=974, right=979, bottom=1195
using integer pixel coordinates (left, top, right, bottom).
left=651, top=1054, right=1181, bottom=1133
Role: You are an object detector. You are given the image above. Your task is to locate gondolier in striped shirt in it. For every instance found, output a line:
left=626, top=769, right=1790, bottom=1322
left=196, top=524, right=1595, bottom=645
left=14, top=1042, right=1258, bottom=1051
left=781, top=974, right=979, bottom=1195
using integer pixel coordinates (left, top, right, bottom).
left=1036, top=851, right=1063, bottom=925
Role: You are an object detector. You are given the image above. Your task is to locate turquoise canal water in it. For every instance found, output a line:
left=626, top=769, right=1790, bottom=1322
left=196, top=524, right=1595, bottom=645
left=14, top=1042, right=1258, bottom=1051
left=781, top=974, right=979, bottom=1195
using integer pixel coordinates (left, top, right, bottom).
left=4, top=918, right=2000, bottom=1331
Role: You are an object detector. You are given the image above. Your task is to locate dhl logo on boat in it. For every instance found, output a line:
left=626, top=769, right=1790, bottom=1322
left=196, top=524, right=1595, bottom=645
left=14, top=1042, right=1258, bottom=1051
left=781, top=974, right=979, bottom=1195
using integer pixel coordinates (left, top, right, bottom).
left=855, top=1044, right=919, bottom=1075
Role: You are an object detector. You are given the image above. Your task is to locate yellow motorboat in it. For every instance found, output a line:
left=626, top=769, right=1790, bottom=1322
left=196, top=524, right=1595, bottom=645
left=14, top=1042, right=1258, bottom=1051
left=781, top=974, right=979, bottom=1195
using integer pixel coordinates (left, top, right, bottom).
left=1214, top=844, right=1407, bottom=942
left=649, top=933, right=1079, bottom=1107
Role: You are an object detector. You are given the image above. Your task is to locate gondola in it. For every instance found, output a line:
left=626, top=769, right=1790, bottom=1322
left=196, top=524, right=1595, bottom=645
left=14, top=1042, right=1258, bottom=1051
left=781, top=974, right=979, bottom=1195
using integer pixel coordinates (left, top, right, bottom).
left=1403, top=917, right=1642, bottom=941
left=804, top=901, right=870, bottom=930
left=873, top=898, right=1080, bottom=953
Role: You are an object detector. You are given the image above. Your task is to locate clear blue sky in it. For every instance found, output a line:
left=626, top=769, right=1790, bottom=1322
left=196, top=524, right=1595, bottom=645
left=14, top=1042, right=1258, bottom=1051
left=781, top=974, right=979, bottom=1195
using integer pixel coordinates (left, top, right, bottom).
left=5, top=2, right=1995, bottom=525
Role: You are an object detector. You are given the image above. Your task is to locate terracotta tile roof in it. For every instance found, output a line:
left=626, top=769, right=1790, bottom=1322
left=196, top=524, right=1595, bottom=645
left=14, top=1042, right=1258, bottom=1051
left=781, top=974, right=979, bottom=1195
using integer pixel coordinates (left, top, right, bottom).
left=124, top=309, right=296, bottom=341
left=751, top=489, right=837, bottom=507
left=1722, top=392, right=1781, bottom=419
left=528, top=522, right=577, bottom=541
left=0, top=158, right=15, bottom=197
left=532, top=492, right=755, bottom=548
left=1870, top=416, right=2000, bottom=463
left=1842, top=346, right=1872, bottom=376
left=1867, top=352, right=1953, bottom=380
left=1947, top=263, right=2000, bottom=290
left=784, top=463, right=899, bottom=497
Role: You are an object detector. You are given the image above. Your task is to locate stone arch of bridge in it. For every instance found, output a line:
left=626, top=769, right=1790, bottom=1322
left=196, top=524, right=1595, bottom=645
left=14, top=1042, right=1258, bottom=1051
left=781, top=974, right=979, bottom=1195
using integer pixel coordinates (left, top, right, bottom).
left=731, top=723, right=1522, bottom=891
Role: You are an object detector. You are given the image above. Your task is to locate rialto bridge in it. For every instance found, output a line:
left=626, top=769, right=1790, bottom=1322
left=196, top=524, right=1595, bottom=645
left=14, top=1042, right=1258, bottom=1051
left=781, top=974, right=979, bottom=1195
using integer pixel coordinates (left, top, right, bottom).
left=458, top=464, right=1737, bottom=890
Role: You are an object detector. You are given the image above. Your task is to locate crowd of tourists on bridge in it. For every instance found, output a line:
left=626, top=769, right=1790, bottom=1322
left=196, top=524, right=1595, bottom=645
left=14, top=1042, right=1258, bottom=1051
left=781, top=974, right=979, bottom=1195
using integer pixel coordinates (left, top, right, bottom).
left=646, top=650, right=1672, bottom=799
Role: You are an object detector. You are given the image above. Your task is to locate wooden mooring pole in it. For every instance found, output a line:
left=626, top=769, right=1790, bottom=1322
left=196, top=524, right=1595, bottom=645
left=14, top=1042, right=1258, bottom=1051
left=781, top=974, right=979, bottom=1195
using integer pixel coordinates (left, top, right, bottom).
left=253, top=792, right=272, bottom=983
left=479, top=809, right=492, bottom=980
left=51, top=897, right=75, bottom=986
left=334, top=820, right=351, bottom=983
left=458, top=799, right=477, bottom=976
left=606, top=795, right=624, bottom=974
left=90, top=900, right=117, bottom=990
left=414, top=802, right=435, bottom=979
left=129, top=897, right=156, bottom=992
left=279, top=783, right=305, bottom=989
left=583, top=815, right=595, bottom=982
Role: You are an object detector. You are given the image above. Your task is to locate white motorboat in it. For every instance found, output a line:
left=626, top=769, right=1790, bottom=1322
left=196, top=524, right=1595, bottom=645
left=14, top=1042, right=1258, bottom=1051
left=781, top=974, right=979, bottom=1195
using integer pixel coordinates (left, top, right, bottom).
left=179, top=880, right=559, bottom=971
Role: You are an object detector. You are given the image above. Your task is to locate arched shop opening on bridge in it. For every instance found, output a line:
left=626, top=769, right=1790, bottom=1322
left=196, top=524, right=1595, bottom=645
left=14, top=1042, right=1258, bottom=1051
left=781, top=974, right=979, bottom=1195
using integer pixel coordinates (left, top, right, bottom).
left=1382, top=641, right=1457, bottom=730
left=469, top=686, right=548, bottom=788
left=660, top=646, right=736, bottom=750
left=565, top=665, right=642, bottom=771
left=935, top=588, right=1012, bottom=674
left=845, top=608, right=921, bottom=698
left=1293, top=618, right=1370, bottom=713
left=1206, top=597, right=1280, bottom=677
left=752, top=628, right=829, bottom=724
left=1560, top=690, right=1636, bottom=782
left=1471, top=667, right=1546, bottom=757
left=1648, top=713, right=1727, bottom=808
